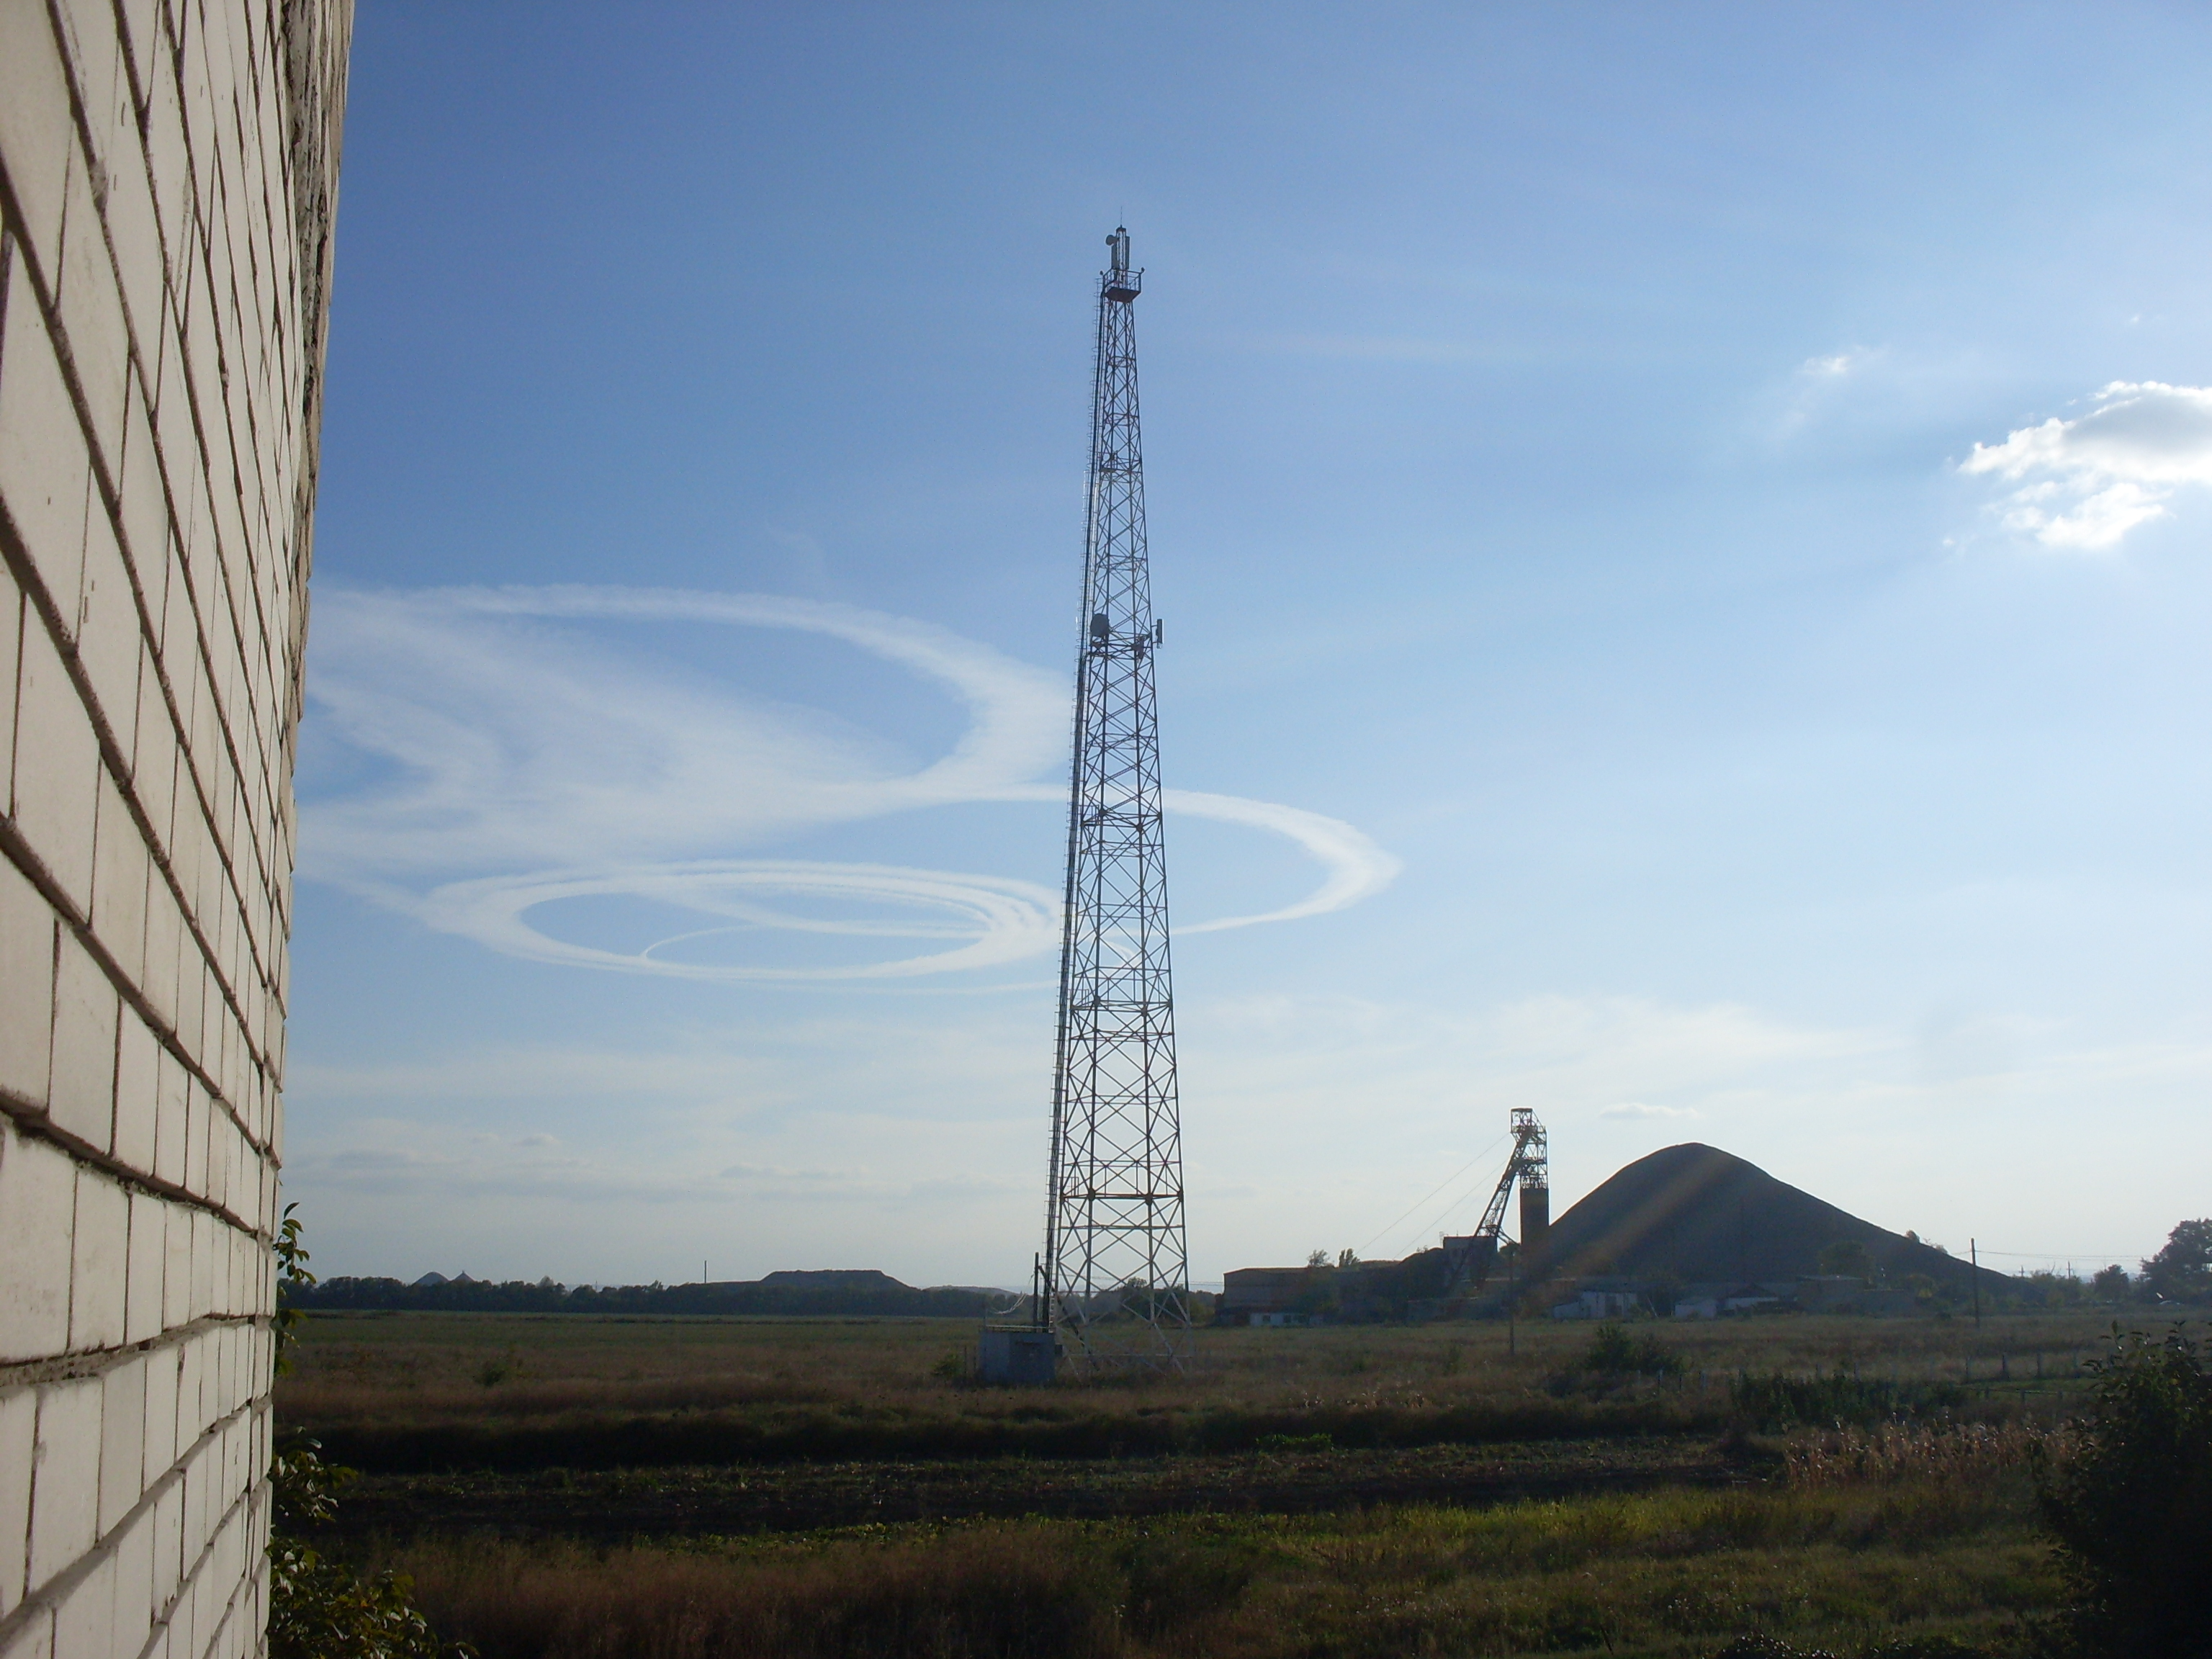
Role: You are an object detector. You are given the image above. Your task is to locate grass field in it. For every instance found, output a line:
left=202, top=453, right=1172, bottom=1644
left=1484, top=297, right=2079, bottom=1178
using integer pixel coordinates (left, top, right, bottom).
left=278, top=1309, right=2109, bottom=1470
left=369, top=1468, right=2059, bottom=1658
left=276, top=1310, right=2162, bottom=1656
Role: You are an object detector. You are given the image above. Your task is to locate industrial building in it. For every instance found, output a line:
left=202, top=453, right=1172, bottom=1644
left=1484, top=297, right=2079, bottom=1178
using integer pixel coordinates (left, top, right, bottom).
left=1219, top=1131, right=2013, bottom=1326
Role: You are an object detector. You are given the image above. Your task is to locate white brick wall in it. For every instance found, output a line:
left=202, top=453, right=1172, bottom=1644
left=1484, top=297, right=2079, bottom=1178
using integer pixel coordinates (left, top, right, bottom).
left=0, top=2, right=349, bottom=1654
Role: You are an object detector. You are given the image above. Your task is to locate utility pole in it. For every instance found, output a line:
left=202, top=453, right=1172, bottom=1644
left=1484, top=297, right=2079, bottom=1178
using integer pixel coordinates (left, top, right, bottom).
left=1042, top=228, right=1191, bottom=1374
left=1971, top=1238, right=1981, bottom=1328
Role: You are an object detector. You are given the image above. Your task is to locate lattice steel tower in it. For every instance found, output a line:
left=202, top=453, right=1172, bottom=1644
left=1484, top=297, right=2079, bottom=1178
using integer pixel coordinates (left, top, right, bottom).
left=1042, top=227, right=1191, bottom=1371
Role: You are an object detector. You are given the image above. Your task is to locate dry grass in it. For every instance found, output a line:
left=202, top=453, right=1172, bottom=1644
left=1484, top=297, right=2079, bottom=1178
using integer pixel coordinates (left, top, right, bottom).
left=1784, top=1422, right=2072, bottom=1490
left=390, top=1526, right=1120, bottom=1659
left=279, top=1311, right=2121, bottom=1471
left=292, top=1315, right=2122, bottom=1655
left=377, top=1476, right=2060, bottom=1658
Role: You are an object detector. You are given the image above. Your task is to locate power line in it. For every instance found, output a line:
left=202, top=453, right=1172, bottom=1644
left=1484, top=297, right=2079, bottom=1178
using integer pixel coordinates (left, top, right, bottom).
left=1358, top=1130, right=1511, bottom=1257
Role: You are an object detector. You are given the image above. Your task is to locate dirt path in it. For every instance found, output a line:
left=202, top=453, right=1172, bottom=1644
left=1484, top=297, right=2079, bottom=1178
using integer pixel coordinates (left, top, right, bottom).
left=327, top=1434, right=1753, bottom=1541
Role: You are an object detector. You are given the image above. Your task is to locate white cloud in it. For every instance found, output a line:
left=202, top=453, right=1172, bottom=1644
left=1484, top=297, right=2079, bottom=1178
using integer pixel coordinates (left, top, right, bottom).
left=1961, top=381, right=2212, bottom=549
left=1166, top=791, right=1403, bottom=932
left=303, top=586, right=1399, bottom=981
left=1768, top=344, right=1881, bottom=437
left=1598, top=1101, right=1700, bottom=1120
left=413, top=861, right=1059, bottom=982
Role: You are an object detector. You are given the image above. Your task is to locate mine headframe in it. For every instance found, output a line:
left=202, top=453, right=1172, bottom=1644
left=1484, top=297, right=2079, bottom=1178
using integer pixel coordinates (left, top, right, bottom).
left=1441, top=1108, right=1550, bottom=1292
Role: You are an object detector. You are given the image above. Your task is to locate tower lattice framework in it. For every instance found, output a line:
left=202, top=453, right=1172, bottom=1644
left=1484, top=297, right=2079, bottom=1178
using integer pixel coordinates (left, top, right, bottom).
left=1043, top=227, right=1191, bottom=1370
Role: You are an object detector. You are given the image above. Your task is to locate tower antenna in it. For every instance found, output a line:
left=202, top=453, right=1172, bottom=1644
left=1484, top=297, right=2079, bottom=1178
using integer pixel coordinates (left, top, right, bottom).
left=1041, top=225, right=1191, bottom=1372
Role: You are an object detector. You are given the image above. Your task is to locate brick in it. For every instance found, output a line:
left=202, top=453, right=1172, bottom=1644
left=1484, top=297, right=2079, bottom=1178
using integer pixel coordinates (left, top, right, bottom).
left=159, top=1195, right=187, bottom=1330
left=90, top=773, right=150, bottom=987
left=54, top=153, right=131, bottom=479
left=0, top=559, right=19, bottom=802
left=123, top=1189, right=162, bottom=1344
left=140, top=1341, right=176, bottom=1491
left=45, top=936, right=117, bottom=1148
left=0, top=2, right=76, bottom=280
left=26, top=1377, right=100, bottom=1592
left=102, top=112, right=168, bottom=369
left=172, top=1339, right=200, bottom=1457
left=113, top=1009, right=158, bottom=1172
left=3, top=312, right=96, bottom=642
left=74, top=499, right=142, bottom=756
left=140, top=868, right=181, bottom=1030
left=49, top=1546, right=112, bottom=1659
left=9, top=617, right=99, bottom=915
left=114, top=0, right=163, bottom=114
left=115, top=378, right=169, bottom=586
left=0, top=1123, right=74, bottom=1359
left=164, top=948, right=199, bottom=1087
left=66, top=1165, right=127, bottom=1351
left=109, top=1500, right=156, bottom=1653
left=150, top=1048, right=185, bottom=1189
left=132, top=649, right=179, bottom=858
left=189, top=1208, right=212, bottom=1318
left=143, top=32, right=193, bottom=285
left=148, top=1478, right=181, bottom=1622
left=99, top=1354, right=148, bottom=1534
left=177, top=1454, right=206, bottom=1581
left=181, top=1076, right=207, bottom=1202
left=6, top=0, right=340, bottom=1630
left=0, top=1385, right=32, bottom=1616
left=0, top=855, right=56, bottom=1105
left=202, top=1115, right=229, bottom=1213
left=0, top=1602, right=53, bottom=1659
left=46, top=0, right=131, bottom=202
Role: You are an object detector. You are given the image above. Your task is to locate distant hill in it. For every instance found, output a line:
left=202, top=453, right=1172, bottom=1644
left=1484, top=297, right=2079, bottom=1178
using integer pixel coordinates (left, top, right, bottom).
left=288, top=1271, right=1012, bottom=1318
left=1528, top=1143, right=2008, bottom=1292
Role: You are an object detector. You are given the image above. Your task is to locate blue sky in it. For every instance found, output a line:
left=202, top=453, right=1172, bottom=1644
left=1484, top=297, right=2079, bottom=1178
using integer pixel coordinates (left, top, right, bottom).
left=290, top=2, right=2212, bottom=1287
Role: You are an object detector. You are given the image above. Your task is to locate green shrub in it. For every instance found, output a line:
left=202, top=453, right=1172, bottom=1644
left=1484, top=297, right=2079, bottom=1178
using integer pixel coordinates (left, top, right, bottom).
left=1730, top=1368, right=1966, bottom=1429
left=2036, top=1324, right=2212, bottom=1658
left=269, top=1213, right=471, bottom=1658
left=269, top=1440, right=472, bottom=1659
left=1119, top=1532, right=1257, bottom=1637
left=1582, top=1321, right=1685, bottom=1377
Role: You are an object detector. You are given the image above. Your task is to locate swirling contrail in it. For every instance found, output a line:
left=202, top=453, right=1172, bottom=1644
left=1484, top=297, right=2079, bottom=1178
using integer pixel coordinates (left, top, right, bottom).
left=303, top=585, right=1400, bottom=980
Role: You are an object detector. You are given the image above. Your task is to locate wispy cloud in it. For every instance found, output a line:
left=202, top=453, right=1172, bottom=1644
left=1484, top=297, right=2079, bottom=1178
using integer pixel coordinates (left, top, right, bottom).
left=1166, top=791, right=1403, bottom=931
left=1961, top=381, right=2212, bottom=550
left=282, top=992, right=2212, bottom=1282
left=1599, top=1101, right=1700, bottom=1120
left=414, top=861, right=1060, bottom=981
left=302, top=586, right=1400, bottom=981
left=1771, top=344, right=1883, bottom=437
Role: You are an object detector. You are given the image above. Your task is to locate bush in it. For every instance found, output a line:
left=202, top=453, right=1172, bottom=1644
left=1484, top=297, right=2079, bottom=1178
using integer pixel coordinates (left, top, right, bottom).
left=269, top=1213, right=471, bottom=1658
left=269, top=1441, right=472, bottom=1659
left=1730, top=1369, right=1965, bottom=1429
left=1582, top=1322, right=1685, bottom=1377
left=2036, top=1324, right=2212, bottom=1658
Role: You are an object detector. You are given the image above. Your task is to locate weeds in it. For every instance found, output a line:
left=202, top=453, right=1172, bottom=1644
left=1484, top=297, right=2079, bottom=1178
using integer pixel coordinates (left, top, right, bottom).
left=1786, top=1424, right=2064, bottom=1489
left=1732, top=1369, right=1970, bottom=1429
left=1583, top=1321, right=1686, bottom=1378
left=377, top=1480, right=2057, bottom=1659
